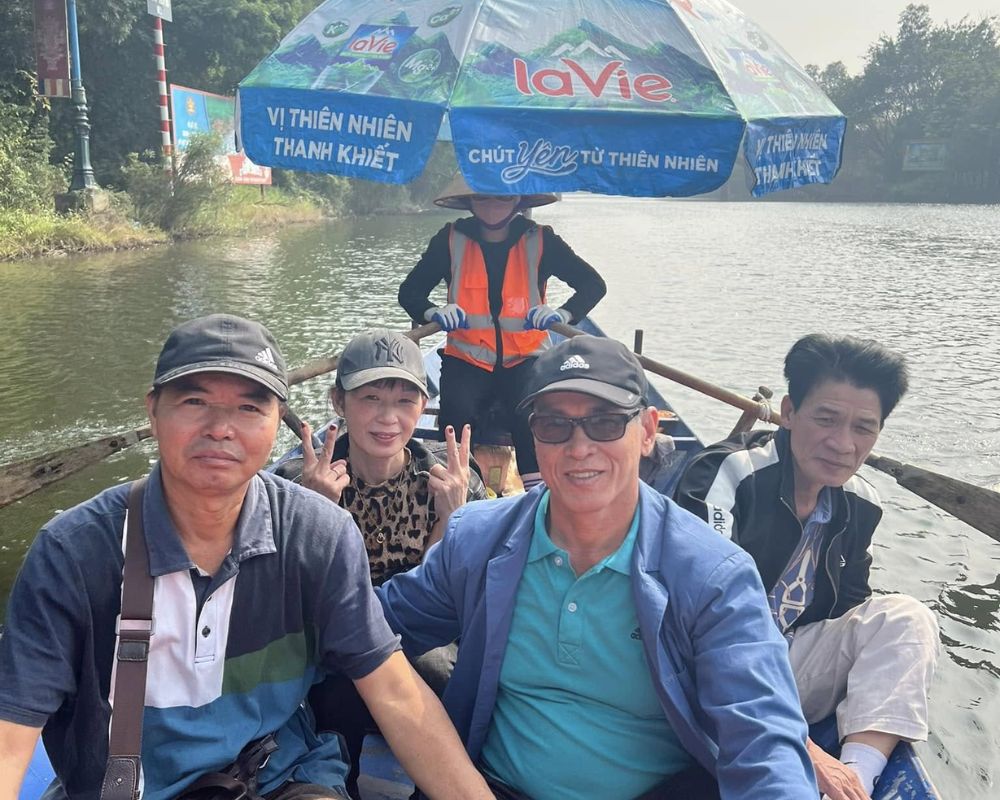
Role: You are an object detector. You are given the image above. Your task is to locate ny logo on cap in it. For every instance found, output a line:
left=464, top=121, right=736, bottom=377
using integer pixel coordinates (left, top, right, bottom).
left=559, top=355, right=590, bottom=371
left=374, top=336, right=404, bottom=364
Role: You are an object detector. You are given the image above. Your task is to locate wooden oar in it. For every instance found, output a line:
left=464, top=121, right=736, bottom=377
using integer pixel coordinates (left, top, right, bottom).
left=0, top=322, right=440, bottom=509
left=865, top=455, right=1000, bottom=543
left=552, top=322, right=1000, bottom=541
left=0, top=429, right=154, bottom=510
left=552, top=322, right=784, bottom=423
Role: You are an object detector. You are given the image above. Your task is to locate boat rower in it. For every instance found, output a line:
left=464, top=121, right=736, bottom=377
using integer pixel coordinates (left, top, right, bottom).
left=398, top=173, right=607, bottom=491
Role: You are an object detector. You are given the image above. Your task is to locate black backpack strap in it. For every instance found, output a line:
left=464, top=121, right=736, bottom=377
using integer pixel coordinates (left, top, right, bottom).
left=101, top=477, right=153, bottom=800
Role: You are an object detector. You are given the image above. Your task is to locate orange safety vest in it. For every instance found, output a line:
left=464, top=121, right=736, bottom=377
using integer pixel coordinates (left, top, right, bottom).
left=444, top=224, right=547, bottom=369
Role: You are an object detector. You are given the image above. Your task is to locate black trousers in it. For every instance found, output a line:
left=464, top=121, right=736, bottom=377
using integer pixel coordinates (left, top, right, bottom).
left=437, top=354, right=539, bottom=475
left=484, top=766, right=721, bottom=800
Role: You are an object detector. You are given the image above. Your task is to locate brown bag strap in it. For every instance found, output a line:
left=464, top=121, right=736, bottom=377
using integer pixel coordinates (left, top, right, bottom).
left=101, top=477, right=153, bottom=800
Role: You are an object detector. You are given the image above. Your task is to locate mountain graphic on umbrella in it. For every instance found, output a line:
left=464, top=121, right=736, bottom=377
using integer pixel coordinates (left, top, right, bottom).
left=237, top=0, right=845, bottom=197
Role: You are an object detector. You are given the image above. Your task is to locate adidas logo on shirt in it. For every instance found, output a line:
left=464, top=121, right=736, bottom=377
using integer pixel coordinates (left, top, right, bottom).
left=559, top=355, right=590, bottom=371
left=255, top=347, right=277, bottom=368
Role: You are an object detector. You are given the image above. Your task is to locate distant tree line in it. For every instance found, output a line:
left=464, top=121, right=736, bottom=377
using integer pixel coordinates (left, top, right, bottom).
left=805, top=4, right=1000, bottom=202
left=1, top=2, right=997, bottom=211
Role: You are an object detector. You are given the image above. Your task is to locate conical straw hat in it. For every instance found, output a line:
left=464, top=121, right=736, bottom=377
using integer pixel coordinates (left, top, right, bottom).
left=433, top=172, right=558, bottom=210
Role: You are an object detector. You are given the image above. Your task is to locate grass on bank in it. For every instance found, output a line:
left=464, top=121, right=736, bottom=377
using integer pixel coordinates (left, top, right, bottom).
left=1, top=132, right=443, bottom=262
left=171, top=185, right=325, bottom=238
left=0, top=186, right=325, bottom=262
left=0, top=206, right=167, bottom=261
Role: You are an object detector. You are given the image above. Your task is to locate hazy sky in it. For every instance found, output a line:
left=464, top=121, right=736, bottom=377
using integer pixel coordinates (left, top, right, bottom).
left=736, top=0, right=1000, bottom=72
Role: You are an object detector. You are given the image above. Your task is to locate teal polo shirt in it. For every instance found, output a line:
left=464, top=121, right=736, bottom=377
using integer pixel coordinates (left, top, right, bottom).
left=480, top=492, right=692, bottom=799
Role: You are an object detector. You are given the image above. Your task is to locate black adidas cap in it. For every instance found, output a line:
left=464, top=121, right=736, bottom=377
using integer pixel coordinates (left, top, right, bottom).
left=517, top=335, right=648, bottom=413
left=153, top=314, right=288, bottom=401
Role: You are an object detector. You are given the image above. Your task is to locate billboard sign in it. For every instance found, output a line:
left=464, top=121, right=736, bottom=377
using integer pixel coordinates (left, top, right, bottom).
left=903, top=141, right=948, bottom=172
left=227, top=154, right=272, bottom=185
left=170, top=84, right=271, bottom=185
left=147, top=0, right=172, bottom=23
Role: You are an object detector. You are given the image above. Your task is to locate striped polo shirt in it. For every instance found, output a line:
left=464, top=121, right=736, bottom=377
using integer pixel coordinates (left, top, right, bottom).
left=0, top=465, right=399, bottom=800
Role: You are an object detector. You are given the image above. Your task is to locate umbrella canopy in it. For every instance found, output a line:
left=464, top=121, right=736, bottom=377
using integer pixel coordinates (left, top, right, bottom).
left=238, top=0, right=845, bottom=197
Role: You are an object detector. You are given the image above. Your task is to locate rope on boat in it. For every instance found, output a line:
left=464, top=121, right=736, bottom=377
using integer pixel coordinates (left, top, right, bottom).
left=756, top=399, right=774, bottom=423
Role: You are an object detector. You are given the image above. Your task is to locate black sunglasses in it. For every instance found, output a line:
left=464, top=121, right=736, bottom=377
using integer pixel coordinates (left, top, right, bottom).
left=528, top=409, right=642, bottom=444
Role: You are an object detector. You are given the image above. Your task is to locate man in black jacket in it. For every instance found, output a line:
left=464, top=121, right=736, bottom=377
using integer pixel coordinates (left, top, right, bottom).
left=674, top=334, right=938, bottom=800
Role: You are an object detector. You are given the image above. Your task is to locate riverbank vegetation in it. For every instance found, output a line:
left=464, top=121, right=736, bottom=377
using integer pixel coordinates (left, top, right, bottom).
left=0, top=1, right=457, bottom=261
left=0, top=206, right=164, bottom=262
left=121, top=134, right=326, bottom=238
left=1, top=2, right=998, bottom=260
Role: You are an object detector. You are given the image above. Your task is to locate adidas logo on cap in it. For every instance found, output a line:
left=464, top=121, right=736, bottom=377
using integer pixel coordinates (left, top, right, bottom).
left=254, top=347, right=277, bottom=369
left=559, top=355, right=590, bottom=371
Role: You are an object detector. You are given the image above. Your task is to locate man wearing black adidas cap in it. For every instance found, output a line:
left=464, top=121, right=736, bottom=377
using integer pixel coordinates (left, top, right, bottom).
left=0, top=314, right=493, bottom=800
left=378, top=335, right=818, bottom=799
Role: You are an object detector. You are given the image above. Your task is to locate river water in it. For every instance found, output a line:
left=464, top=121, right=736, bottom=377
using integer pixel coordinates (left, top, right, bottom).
left=1, top=199, right=998, bottom=797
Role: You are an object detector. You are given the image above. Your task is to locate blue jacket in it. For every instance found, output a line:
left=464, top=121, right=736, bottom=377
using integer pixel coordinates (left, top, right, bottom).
left=378, top=483, right=818, bottom=799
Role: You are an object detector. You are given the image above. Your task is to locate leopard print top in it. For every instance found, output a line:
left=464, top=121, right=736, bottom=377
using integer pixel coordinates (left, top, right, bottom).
left=270, top=434, right=487, bottom=584
left=341, top=456, right=437, bottom=586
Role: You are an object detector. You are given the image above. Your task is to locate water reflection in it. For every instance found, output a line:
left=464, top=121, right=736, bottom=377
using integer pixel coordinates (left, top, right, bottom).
left=940, top=577, right=1000, bottom=632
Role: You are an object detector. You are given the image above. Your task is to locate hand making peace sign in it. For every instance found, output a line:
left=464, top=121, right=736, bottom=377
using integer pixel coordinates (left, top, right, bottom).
left=300, top=421, right=350, bottom=505
left=427, top=424, right=472, bottom=523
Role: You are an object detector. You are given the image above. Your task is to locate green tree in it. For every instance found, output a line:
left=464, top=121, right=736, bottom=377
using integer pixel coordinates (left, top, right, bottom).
left=0, top=4, right=34, bottom=88
left=804, top=5, right=1000, bottom=201
left=124, top=131, right=229, bottom=233
left=28, top=1, right=316, bottom=185
left=0, top=75, right=64, bottom=211
left=806, top=61, right=857, bottom=105
left=827, top=4, right=1000, bottom=200
left=167, top=1, right=318, bottom=94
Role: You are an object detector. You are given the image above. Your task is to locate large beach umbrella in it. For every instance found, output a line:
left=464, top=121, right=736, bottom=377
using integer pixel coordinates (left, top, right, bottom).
left=237, top=0, right=845, bottom=197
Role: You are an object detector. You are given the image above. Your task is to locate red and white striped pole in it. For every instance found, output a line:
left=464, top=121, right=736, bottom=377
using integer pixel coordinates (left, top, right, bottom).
left=153, top=17, right=173, bottom=173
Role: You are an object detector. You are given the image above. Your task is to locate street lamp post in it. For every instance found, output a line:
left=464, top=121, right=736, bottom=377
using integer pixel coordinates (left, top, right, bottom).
left=66, top=0, right=97, bottom=191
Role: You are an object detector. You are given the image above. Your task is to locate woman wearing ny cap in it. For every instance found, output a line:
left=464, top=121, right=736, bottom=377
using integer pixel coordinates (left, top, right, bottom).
left=271, top=328, right=486, bottom=795
left=272, top=327, right=486, bottom=585
left=398, top=173, right=607, bottom=490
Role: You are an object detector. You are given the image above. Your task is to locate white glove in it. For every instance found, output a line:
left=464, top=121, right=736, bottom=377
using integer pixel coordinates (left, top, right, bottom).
left=425, top=303, right=469, bottom=331
left=524, top=304, right=570, bottom=330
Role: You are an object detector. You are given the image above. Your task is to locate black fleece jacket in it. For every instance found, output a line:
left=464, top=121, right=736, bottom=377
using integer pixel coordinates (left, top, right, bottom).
left=673, top=427, right=882, bottom=629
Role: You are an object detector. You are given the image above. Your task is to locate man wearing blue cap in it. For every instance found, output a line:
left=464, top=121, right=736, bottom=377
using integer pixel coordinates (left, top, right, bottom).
left=378, top=334, right=819, bottom=799
left=0, top=314, right=493, bottom=800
